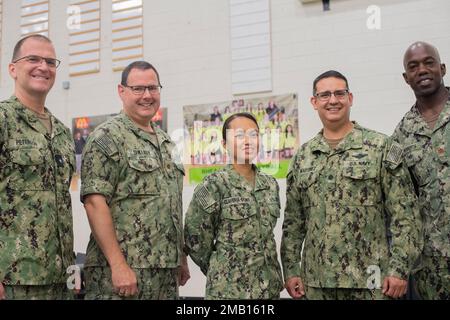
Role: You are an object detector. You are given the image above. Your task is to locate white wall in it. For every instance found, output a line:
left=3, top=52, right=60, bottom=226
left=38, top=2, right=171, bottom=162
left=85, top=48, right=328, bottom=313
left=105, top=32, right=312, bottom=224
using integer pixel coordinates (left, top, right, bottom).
left=1, top=0, right=449, bottom=298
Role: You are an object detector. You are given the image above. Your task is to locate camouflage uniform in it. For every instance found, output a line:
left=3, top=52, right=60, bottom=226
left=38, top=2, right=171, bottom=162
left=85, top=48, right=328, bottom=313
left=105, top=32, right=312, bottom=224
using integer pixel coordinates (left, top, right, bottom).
left=304, top=286, right=385, bottom=300
left=80, top=112, right=184, bottom=300
left=281, top=122, right=422, bottom=300
left=84, top=267, right=178, bottom=300
left=184, top=165, right=283, bottom=300
left=0, top=96, right=75, bottom=299
left=392, top=95, right=450, bottom=300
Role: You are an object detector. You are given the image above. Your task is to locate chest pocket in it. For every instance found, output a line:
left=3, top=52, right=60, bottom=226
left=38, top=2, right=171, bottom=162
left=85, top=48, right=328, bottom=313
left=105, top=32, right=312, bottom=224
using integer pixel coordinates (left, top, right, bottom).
left=127, top=155, right=160, bottom=195
left=8, top=148, right=50, bottom=191
left=404, top=146, right=432, bottom=187
left=260, top=195, right=280, bottom=231
left=55, top=144, right=76, bottom=187
left=221, top=202, right=256, bottom=244
left=174, top=163, right=185, bottom=191
left=296, top=170, right=319, bottom=208
left=342, top=163, right=378, bottom=206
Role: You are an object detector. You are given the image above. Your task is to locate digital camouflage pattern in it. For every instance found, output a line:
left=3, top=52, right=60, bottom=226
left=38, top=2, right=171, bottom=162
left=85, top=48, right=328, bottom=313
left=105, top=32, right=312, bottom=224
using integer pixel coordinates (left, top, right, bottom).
left=84, top=267, right=178, bottom=300
left=81, top=112, right=185, bottom=269
left=3, top=284, right=70, bottom=300
left=184, top=165, right=283, bottom=300
left=415, top=254, right=449, bottom=300
left=392, top=95, right=450, bottom=299
left=281, top=122, right=422, bottom=289
left=0, top=96, right=75, bottom=286
left=303, top=286, right=387, bottom=300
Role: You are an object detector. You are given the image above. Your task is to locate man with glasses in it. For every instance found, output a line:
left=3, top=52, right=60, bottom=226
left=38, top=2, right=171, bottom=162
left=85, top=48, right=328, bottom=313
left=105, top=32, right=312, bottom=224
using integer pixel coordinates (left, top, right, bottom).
left=80, top=61, right=190, bottom=299
left=0, top=35, right=75, bottom=300
left=392, top=42, right=449, bottom=300
left=281, top=70, right=422, bottom=300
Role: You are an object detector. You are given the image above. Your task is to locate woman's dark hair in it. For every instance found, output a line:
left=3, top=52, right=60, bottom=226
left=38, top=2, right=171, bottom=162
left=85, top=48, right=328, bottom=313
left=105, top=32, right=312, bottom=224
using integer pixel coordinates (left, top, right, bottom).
left=222, top=112, right=259, bottom=142
left=285, top=124, right=295, bottom=137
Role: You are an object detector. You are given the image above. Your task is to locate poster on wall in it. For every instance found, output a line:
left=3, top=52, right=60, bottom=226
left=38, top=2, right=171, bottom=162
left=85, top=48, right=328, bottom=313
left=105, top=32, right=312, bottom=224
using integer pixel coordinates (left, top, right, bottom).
left=70, top=109, right=168, bottom=191
left=183, top=93, right=299, bottom=184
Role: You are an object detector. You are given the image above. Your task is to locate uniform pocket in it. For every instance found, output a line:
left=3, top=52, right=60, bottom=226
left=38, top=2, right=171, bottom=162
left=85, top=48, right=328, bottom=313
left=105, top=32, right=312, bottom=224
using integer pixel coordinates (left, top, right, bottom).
left=342, top=164, right=378, bottom=206
left=127, top=156, right=160, bottom=195
left=404, top=147, right=431, bottom=186
left=9, top=148, right=49, bottom=191
left=221, top=203, right=257, bottom=244
left=296, top=170, right=319, bottom=208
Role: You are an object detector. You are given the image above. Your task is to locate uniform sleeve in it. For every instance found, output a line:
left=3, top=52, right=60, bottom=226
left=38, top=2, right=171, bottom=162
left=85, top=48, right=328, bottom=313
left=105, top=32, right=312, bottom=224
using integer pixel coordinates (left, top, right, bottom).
left=184, top=179, right=219, bottom=275
left=381, top=139, right=423, bottom=280
left=281, top=153, right=306, bottom=281
left=80, top=132, right=120, bottom=204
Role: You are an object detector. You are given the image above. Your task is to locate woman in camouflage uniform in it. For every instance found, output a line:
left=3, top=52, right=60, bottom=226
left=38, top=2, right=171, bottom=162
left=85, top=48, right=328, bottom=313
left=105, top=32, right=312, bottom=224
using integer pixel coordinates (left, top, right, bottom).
left=184, top=113, right=283, bottom=299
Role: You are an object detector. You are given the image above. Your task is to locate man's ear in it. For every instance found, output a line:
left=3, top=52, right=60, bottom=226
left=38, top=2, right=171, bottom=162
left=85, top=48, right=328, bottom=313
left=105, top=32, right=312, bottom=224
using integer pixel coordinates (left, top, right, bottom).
left=9, top=63, right=17, bottom=80
left=348, top=92, right=354, bottom=107
left=117, top=84, right=124, bottom=97
left=402, top=72, right=410, bottom=85
left=441, top=63, right=446, bottom=78
left=310, top=96, right=318, bottom=111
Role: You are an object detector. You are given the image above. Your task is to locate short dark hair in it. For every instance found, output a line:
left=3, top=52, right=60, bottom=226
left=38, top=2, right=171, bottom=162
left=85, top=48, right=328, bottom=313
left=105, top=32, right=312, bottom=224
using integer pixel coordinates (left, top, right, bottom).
left=222, top=112, right=259, bottom=142
left=313, top=70, right=349, bottom=95
left=121, top=61, right=161, bottom=86
left=12, top=34, right=53, bottom=62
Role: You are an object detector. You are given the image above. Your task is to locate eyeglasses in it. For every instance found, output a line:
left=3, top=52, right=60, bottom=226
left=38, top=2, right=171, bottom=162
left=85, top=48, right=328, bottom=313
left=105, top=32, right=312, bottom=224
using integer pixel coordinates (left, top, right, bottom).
left=315, top=89, right=349, bottom=101
left=124, top=85, right=163, bottom=95
left=233, top=130, right=259, bottom=140
left=13, top=55, right=61, bottom=69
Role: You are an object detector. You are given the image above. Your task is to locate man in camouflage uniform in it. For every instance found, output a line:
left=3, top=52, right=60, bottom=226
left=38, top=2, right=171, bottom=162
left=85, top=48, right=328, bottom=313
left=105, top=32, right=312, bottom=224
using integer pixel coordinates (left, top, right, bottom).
left=0, top=35, right=75, bottom=300
left=81, top=61, right=190, bottom=300
left=392, top=42, right=449, bottom=300
left=185, top=165, right=284, bottom=299
left=281, top=70, right=422, bottom=300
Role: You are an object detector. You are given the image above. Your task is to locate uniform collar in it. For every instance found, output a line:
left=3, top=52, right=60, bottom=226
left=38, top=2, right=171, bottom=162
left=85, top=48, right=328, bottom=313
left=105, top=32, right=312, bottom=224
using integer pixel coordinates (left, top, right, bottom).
left=10, top=95, right=64, bottom=138
left=224, top=164, right=270, bottom=192
left=311, top=121, right=363, bottom=154
left=118, top=111, right=170, bottom=147
left=403, top=88, right=450, bottom=135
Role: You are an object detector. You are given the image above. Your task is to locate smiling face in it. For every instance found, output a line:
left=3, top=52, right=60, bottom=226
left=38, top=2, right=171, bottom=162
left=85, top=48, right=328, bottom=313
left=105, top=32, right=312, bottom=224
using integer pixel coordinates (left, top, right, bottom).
left=311, top=77, right=353, bottom=127
left=224, top=116, right=259, bottom=164
left=403, top=43, right=446, bottom=98
left=9, top=37, right=57, bottom=97
left=118, top=68, right=161, bottom=126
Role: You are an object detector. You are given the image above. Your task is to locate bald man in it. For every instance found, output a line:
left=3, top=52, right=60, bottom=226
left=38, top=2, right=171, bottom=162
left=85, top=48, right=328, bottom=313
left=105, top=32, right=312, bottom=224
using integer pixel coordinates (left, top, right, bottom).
left=392, top=42, right=449, bottom=300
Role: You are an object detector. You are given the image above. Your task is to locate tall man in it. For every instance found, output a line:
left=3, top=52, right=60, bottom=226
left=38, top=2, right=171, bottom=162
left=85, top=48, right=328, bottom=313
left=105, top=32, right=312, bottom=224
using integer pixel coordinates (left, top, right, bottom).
left=392, top=42, right=449, bottom=300
left=0, top=35, right=75, bottom=300
left=281, top=70, right=422, bottom=300
left=81, top=61, right=190, bottom=300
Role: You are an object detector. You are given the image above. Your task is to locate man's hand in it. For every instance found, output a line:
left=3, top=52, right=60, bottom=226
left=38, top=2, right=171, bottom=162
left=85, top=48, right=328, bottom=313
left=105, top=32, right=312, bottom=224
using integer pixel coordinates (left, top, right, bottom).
left=382, top=276, right=407, bottom=299
left=111, top=263, right=138, bottom=298
left=0, top=283, right=6, bottom=300
left=178, top=255, right=191, bottom=286
left=285, top=277, right=305, bottom=299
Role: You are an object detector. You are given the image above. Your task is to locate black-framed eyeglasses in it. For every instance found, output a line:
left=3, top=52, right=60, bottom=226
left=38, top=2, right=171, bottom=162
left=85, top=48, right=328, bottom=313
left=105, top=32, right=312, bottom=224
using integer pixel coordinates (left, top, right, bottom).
left=123, top=85, right=163, bottom=95
left=315, top=89, right=349, bottom=101
left=13, top=55, right=61, bottom=69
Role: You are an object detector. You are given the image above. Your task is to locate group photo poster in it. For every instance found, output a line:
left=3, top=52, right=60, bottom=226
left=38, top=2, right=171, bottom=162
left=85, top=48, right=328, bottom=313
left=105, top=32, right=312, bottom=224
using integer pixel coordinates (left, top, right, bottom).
left=183, top=93, right=299, bottom=184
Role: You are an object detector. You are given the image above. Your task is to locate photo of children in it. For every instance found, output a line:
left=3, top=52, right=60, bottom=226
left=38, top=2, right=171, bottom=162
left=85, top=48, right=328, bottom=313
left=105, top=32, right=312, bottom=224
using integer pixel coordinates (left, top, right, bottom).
left=183, top=94, right=299, bottom=184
